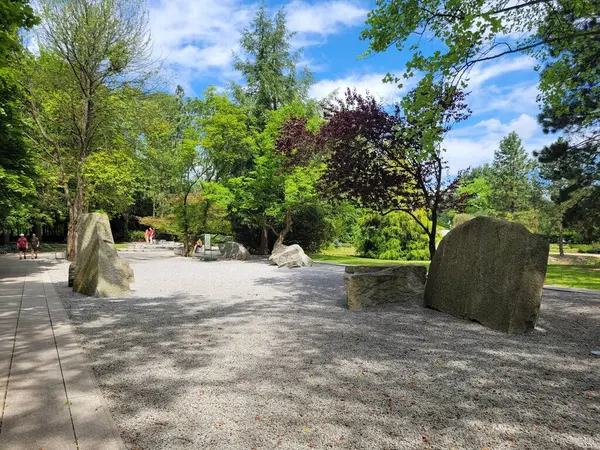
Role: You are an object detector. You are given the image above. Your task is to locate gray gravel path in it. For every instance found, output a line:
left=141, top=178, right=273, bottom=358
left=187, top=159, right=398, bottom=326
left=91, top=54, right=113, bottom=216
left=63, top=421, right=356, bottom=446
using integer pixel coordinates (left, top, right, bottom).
left=47, top=253, right=600, bottom=450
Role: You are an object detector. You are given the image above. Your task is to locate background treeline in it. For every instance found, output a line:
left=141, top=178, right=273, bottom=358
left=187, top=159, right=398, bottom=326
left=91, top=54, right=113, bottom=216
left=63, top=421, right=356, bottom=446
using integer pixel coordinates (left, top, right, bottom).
left=1, top=0, right=598, bottom=260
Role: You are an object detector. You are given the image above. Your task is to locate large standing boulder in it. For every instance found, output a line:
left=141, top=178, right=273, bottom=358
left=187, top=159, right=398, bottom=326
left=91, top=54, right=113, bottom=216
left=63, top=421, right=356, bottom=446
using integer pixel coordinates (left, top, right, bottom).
left=269, top=244, right=313, bottom=268
left=219, top=242, right=250, bottom=260
left=72, top=213, right=132, bottom=297
left=424, top=216, right=549, bottom=334
left=344, top=265, right=427, bottom=310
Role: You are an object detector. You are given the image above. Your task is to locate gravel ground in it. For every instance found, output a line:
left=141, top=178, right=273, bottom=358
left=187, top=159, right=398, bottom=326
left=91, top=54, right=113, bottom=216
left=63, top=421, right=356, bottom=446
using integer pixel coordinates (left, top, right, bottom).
left=47, top=253, right=600, bottom=450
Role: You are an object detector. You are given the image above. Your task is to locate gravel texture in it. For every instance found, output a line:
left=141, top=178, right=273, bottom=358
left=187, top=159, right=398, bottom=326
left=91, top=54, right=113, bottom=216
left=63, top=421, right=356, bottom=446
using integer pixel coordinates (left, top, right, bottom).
left=47, top=253, right=600, bottom=450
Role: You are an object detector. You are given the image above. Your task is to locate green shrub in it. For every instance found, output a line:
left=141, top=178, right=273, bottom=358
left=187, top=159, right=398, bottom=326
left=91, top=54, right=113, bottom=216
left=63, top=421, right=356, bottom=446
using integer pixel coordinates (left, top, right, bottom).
left=128, top=230, right=146, bottom=242
left=287, top=205, right=334, bottom=253
left=576, top=243, right=600, bottom=254
left=355, top=211, right=430, bottom=261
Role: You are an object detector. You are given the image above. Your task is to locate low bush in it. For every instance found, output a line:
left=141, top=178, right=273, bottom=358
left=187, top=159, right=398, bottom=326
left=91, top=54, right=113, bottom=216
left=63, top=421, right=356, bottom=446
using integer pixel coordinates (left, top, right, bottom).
left=355, top=211, right=430, bottom=261
left=128, top=230, right=146, bottom=242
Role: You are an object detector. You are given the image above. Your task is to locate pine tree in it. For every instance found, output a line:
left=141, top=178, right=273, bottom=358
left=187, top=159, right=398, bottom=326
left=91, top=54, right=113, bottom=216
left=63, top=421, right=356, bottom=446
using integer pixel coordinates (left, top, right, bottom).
left=490, top=132, right=534, bottom=214
left=233, top=4, right=312, bottom=128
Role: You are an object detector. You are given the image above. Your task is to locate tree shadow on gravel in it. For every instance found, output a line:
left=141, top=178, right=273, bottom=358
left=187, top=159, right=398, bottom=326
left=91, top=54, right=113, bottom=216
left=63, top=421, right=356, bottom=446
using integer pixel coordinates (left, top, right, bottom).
left=46, top=259, right=600, bottom=450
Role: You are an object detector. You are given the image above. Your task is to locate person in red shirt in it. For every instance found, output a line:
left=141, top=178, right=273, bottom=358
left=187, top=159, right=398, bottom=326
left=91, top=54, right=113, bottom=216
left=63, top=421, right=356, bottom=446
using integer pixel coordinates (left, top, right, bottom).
left=16, top=234, right=28, bottom=260
left=149, top=227, right=155, bottom=244
left=144, top=228, right=150, bottom=243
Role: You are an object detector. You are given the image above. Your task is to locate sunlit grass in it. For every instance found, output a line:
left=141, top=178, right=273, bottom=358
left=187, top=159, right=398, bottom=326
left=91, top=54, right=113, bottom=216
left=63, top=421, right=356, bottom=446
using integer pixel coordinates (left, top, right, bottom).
left=312, top=248, right=600, bottom=291
left=549, top=243, right=600, bottom=254
left=545, top=264, right=600, bottom=290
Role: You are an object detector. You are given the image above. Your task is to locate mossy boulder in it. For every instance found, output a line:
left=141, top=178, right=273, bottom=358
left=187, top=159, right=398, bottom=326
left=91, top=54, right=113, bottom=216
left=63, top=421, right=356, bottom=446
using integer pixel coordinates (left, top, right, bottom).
left=72, top=213, right=131, bottom=297
left=424, top=216, right=549, bottom=334
left=344, top=265, right=427, bottom=310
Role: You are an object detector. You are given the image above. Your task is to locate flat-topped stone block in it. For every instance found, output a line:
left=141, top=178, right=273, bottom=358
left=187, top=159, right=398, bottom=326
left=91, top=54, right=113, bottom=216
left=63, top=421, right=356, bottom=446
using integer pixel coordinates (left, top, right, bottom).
left=344, top=265, right=427, bottom=310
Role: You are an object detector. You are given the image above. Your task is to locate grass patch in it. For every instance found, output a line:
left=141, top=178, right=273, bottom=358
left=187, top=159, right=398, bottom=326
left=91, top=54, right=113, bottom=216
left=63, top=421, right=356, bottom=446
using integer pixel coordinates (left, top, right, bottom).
left=549, top=243, right=600, bottom=254
left=310, top=253, right=430, bottom=267
left=114, top=243, right=129, bottom=249
left=545, top=264, right=600, bottom=290
left=312, top=252, right=600, bottom=291
left=319, top=246, right=358, bottom=257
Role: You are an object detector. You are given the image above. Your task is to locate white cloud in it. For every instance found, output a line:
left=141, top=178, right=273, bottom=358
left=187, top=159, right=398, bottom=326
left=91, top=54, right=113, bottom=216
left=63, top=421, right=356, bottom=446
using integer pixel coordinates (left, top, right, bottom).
left=147, top=0, right=368, bottom=92
left=467, top=55, right=536, bottom=88
left=463, top=56, right=540, bottom=116
left=444, top=114, right=553, bottom=173
left=286, top=0, right=367, bottom=35
left=147, top=0, right=255, bottom=93
left=310, top=72, right=412, bottom=104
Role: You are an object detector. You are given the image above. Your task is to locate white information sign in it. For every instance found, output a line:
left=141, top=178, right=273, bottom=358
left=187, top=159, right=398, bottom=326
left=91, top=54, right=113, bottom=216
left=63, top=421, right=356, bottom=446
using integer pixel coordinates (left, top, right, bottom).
left=204, top=233, right=211, bottom=250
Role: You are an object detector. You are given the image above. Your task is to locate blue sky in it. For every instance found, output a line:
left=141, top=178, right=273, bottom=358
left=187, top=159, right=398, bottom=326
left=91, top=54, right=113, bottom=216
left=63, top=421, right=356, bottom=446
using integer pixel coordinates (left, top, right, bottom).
left=147, top=0, right=555, bottom=173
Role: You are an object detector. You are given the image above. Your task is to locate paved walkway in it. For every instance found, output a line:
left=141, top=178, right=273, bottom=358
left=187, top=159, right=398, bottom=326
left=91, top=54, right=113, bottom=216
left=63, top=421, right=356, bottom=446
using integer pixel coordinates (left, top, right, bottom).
left=0, top=255, right=124, bottom=450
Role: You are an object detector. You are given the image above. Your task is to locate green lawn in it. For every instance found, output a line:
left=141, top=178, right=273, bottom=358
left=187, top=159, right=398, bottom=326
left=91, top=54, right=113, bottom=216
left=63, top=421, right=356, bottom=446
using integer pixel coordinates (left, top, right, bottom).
left=549, top=243, right=600, bottom=254
left=311, top=253, right=430, bottom=267
left=545, top=264, right=600, bottom=290
left=312, top=250, right=600, bottom=291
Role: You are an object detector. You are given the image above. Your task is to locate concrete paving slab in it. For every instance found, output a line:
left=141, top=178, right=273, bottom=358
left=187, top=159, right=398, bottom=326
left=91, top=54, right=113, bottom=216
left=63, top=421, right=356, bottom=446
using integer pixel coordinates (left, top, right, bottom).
left=0, top=256, right=126, bottom=450
left=70, top=394, right=126, bottom=450
left=0, top=397, right=77, bottom=450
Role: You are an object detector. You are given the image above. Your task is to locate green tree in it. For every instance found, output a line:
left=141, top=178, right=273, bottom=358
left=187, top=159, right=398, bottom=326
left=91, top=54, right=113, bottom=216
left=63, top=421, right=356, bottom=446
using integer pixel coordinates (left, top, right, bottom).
left=0, top=0, right=37, bottom=63
left=233, top=4, right=313, bottom=126
left=489, top=132, right=534, bottom=214
left=361, top=0, right=600, bottom=196
left=0, top=0, right=38, bottom=237
left=229, top=102, right=324, bottom=253
left=23, top=0, right=152, bottom=260
left=356, top=211, right=431, bottom=261
left=199, top=87, right=257, bottom=181
left=134, top=89, right=186, bottom=217
left=536, top=4, right=600, bottom=189
left=457, top=165, right=494, bottom=213
left=361, top=0, right=599, bottom=89
left=228, top=5, right=317, bottom=253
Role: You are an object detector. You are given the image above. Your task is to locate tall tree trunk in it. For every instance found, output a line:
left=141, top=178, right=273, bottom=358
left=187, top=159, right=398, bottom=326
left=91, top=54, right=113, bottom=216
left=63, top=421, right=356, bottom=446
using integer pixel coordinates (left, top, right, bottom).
left=558, top=221, right=565, bottom=257
left=259, top=226, right=269, bottom=255
left=34, top=222, right=42, bottom=240
left=182, top=192, right=191, bottom=256
left=427, top=159, right=442, bottom=260
left=274, top=209, right=293, bottom=250
left=66, top=172, right=85, bottom=261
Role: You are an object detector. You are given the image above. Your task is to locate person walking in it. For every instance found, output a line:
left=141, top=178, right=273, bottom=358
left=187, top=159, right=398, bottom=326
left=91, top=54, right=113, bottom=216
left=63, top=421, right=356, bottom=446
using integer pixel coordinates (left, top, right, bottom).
left=30, top=233, right=40, bottom=259
left=16, top=234, right=28, bottom=260
left=144, top=228, right=150, bottom=244
left=149, top=227, right=155, bottom=244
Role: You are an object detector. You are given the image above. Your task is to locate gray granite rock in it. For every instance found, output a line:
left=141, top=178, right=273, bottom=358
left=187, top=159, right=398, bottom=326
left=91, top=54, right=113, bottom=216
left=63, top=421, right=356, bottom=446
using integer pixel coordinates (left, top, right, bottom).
left=269, top=244, right=313, bottom=268
left=72, top=213, right=131, bottom=297
left=424, top=216, right=549, bottom=334
left=219, top=242, right=250, bottom=260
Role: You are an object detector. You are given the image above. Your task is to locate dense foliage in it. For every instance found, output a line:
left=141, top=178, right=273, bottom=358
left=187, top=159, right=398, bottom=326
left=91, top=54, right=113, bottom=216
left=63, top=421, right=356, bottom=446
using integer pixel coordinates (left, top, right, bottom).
left=277, top=88, right=469, bottom=258
left=2, top=0, right=597, bottom=262
left=0, top=0, right=38, bottom=238
left=356, top=211, right=430, bottom=261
